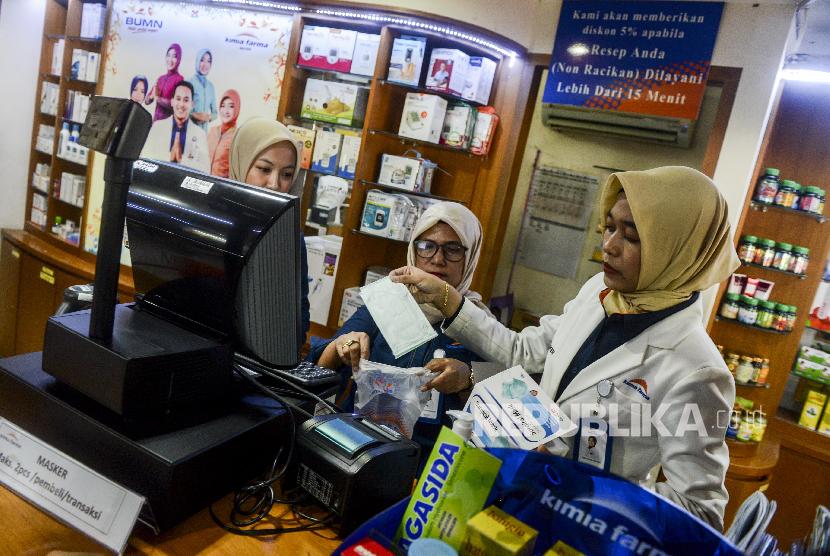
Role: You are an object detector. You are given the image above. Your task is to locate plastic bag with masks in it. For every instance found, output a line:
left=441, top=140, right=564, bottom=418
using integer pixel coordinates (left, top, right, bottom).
left=354, top=359, right=432, bottom=438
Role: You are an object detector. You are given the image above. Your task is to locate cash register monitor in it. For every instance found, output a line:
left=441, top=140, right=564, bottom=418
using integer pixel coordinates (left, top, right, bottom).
left=126, top=159, right=302, bottom=367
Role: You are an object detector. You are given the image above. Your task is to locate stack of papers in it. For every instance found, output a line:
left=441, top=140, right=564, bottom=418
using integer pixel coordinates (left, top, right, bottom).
left=726, top=491, right=777, bottom=555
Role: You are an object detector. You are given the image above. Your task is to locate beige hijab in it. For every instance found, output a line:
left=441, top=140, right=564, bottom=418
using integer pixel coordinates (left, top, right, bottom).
left=406, top=202, right=491, bottom=323
left=228, top=117, right=304, bottom=196
left=599, top=166, right=740, bottom=314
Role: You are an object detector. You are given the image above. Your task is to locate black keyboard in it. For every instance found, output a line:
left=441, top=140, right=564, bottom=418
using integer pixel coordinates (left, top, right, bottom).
left=234, top=354, right=340, bottom=388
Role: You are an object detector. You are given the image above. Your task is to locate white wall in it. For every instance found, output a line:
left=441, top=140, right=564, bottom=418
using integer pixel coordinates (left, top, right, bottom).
left=0, top=0, right=45, bottom=230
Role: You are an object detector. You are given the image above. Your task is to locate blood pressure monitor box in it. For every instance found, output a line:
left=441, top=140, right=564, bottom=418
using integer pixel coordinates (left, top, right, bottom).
left=377, top=154, right=423, bottom=191
left=387, top=36, right=426, bottom=86
left=398, top=93, right=448, bottom=144
left=462, top=57, right=497, bottom=104
left=425, top=48, right=469, bottom=96
left=463, top=366, right=576, bottom=450
left=351, top=32, right=381, bottom=76
left=298, top=25, right=357, bottom=72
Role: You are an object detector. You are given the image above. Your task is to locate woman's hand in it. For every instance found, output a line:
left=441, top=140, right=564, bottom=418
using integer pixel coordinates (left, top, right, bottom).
left=389, top=266, right=463, bottom=318
left=422, top=358, right=472, bottom=394
left=319, top=332, right=370, bottom=370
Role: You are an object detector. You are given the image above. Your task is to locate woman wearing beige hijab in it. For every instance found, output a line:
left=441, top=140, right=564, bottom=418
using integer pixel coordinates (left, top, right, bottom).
left=228, top=117, right=309, bottom=335
left=391, top=167, right=740, bottom=530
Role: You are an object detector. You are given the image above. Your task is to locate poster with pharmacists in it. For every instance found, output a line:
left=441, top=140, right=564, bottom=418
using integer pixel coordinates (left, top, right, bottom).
left=82, top=0, right=293, bottom=262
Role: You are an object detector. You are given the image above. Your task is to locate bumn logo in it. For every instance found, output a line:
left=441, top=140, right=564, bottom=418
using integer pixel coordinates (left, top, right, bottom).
left=125, top=17, right=163, bottom=29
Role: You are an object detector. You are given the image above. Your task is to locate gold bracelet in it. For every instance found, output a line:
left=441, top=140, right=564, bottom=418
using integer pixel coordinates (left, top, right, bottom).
left=468, top=366, right=475, bottom=388
left=442, top=281, right=449, bottom=309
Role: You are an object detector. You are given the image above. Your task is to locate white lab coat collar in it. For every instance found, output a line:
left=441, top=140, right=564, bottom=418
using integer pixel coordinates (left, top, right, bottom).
left=554, top=295, right=704, bottom=402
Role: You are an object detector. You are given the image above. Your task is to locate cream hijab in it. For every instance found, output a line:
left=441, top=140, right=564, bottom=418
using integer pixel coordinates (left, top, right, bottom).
left=228, top=117, right=304, bottom=197
left=406, top=202, right=491, bottom=323
left=599, top=166, right=740, bottom=314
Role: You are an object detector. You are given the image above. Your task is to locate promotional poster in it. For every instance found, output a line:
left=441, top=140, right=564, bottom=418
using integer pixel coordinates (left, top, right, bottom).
left=83, top=0, right=293, bottom=259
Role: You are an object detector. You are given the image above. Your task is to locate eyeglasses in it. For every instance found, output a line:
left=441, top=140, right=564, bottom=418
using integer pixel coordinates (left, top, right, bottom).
left=414, top=240, right=467, bottom=262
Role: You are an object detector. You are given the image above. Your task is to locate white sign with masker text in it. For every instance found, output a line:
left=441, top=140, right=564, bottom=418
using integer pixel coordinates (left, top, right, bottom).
left=0, top=418, right=144, bottom=554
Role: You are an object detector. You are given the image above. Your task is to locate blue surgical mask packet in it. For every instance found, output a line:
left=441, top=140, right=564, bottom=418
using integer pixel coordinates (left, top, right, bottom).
left=354, top=359, right=432, bottom=438
left=360, top=277, right=437, bottom=358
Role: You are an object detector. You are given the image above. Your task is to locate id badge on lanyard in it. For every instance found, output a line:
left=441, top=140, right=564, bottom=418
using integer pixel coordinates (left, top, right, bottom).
left=575, top=379, right=613, bottom=471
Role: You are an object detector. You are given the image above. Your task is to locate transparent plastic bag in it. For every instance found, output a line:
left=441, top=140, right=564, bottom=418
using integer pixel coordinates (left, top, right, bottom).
left=354, top=359, right=432, bottom=438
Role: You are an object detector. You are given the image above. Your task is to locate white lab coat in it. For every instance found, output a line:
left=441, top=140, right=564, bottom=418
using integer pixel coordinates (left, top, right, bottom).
left=445, top=273, right=735, bottom=529
left=141, top=117, right=210, bottom=174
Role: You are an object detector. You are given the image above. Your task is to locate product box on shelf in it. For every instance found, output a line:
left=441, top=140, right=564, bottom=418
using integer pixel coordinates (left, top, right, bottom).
left=440, top=101, right=476, bottom=149
left=85, top=51, right=101, bottom=83
left=398, top=93, right=448, bottom=144
left=794, top=358, right=830, bottom=383
left=470, top=107, right=499, bottom=155
left=305, top=234, right=344, bottom=325
left=387, top=35, right=426, bottom=86
left=350, top=33, right=381, bottom=76
left=799, top=390, right=827, bottom=430
left=310, top=129, right=342, bottom=174
left=287, top=125, right=316, bottom=170
left=338, top=287, right=365, bottom=327
left=377, top=154, right=424, bottom=191
left=364, top=266, right=388, bottom=285
left=337, top=132, right=361, bottom=179
left=300, top=78, right=369, bottom=127
left=51, top=39, right=65, bottom=75
left=377, top=153, right=436, bottom=193
left=462, top=57, right=498, bottom=104
left=808, top=282, right=830, bottom=331
left=425, top=48, right=469, bottom=96
left=71, top=49, right=87, bottom=81
left=360, top=189, right=425, bottom=241
left=298, top=26, right=357, bottom=73
left=80, top=2, right=106, bottom=39
left=308, top=175, right=350, bottom=229
left=40, top=82, right=59, bottom=116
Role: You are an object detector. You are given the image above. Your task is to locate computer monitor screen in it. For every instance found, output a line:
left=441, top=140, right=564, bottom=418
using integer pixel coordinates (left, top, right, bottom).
left=126, top=159, right=302, bottom=367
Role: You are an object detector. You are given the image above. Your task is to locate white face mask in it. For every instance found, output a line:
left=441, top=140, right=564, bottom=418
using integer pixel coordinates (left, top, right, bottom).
left=360, top=277, right=437, bottom=359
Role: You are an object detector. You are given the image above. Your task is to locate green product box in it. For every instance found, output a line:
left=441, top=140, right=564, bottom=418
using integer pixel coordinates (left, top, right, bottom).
left=395, top=426, right=501, bottom=551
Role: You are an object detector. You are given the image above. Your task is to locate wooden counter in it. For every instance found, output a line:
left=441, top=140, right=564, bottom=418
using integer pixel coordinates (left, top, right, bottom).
left=1, top=483, right=341, bottom=555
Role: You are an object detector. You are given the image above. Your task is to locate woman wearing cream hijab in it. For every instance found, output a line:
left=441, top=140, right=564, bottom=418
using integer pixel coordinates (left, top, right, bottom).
left=309, top=202, right=491, bottom=447
left=391, top=167, right=740, bottom=529
left=228, top=117, right=309, bottom=336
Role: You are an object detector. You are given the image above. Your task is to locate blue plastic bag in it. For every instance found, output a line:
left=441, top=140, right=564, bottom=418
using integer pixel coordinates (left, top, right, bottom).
left=336, top=449, right=742, bottom=556
left=486, top=448, right=742, bottom=556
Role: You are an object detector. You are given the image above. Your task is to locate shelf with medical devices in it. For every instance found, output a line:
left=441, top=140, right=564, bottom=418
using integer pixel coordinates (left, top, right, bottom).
left=275, top=14, right=528, bottom=337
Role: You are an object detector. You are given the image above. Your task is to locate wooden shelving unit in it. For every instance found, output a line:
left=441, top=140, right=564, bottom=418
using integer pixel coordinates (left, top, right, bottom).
left=707, top=80, right=830, bottom=542
left=24, top=0, right=111, bottom=260
left=276, top=15, right=531, bottom=334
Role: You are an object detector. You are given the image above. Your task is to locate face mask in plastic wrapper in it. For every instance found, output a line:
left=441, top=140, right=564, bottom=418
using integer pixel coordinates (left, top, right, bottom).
left=360, top=277, right=437, bottom=359
left=354, top=359, right=432, bottom=438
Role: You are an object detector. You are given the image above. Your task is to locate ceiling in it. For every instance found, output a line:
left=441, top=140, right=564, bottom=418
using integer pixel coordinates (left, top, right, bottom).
left=790, top=0, right=830, bottom=66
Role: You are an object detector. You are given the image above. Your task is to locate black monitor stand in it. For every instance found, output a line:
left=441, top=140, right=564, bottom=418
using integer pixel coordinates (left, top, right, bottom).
left=40, top=97, right=232, bottom=419
left=0, top=98, right=287, bottom=532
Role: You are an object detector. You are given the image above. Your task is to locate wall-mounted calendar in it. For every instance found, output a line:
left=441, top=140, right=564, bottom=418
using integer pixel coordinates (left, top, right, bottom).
left=517, top=165, right=599, bottom=278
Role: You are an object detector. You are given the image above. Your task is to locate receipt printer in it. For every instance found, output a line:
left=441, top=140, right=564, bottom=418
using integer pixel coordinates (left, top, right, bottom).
left=294, top=413, right=420, bottom=533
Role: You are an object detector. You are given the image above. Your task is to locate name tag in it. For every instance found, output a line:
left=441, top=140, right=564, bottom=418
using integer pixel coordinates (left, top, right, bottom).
left=0, top=418, right=144, bottom=554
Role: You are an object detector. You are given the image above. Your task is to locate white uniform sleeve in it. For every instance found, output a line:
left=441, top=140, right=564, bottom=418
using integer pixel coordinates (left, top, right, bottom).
left=654, top=365, right=734, bottom=530
left=443, top=298, right=562, bottom=377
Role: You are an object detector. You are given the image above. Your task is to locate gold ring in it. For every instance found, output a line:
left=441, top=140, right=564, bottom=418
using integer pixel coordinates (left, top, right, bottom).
left=343, top=339, right=356, bottom=348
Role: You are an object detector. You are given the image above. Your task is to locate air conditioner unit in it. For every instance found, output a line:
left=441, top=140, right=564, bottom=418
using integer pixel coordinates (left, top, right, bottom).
left=542, top=104, right=696, bottom=148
